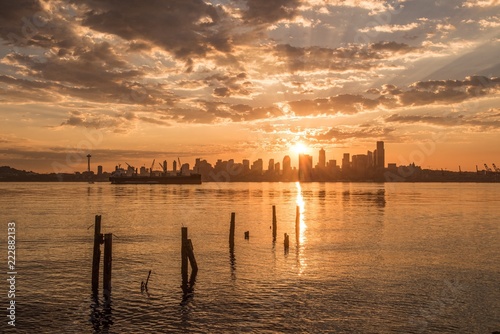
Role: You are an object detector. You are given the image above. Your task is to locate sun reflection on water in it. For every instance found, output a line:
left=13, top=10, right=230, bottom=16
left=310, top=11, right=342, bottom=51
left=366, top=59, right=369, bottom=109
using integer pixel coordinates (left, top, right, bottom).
left=295, top=182, right=307, bottom=274
left=295, top=182, right=307, bottom=242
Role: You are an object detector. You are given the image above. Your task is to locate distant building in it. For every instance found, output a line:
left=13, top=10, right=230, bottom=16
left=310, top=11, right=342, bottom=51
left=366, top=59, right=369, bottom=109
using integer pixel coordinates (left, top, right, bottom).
left=299, top=154, right=312, bottom=181
left=193, top=158, right=213, bottom=180
left=327, top=160, right=337, bottom=168
left=97, top=165, right=103, bottom=176
left=387, top=163, right=397, bottom=172
left=342, top=153, right=350, bottom=172
left=268, top=159, right=275, bottom=172
left=251, top=159, right=263, bottom=174
left=367, top=151, right=373, bottom=168
left=283, top=155, right=291, bottom=173
left=318, top=148, right=326, bottom=169
left=375, top=141, right=385, bottom=169
left=352, top=154, right=368, bottom=174
left=181, top=163, right=190, bottom=174
left=274, top=162, right=280, bottom=174
left=242, top=159, right=250, bottom=173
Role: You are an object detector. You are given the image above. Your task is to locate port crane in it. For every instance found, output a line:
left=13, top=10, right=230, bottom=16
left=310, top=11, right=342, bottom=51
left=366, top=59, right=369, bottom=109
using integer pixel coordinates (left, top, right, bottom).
left=484, top=163, right=493, bottom=172
left=150, top=159, right=155, bottom=175
left=493, top=163, right=500, bottom=172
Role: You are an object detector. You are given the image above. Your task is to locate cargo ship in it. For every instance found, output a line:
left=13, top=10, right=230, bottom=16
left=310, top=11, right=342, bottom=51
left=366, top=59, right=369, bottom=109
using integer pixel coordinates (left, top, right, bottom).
left=109, top=160, right=202, bottom=185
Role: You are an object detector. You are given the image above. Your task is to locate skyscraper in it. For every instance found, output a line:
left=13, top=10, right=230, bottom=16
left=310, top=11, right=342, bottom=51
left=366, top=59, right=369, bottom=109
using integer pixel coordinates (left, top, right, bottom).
left=251, top=159, right=263, bottom=173
left=376, top=141, right=385, bottom=169
left=282, top=155, right=291, bottom=174
left=268, top=159, right=275, bottom=172
left=299, top=154, right=312, bottom=181
left=342, top=153, right=350, bottom=172
left=242, top=159, right=250, bottom=172
left=318, top=148, right=326, bottom=169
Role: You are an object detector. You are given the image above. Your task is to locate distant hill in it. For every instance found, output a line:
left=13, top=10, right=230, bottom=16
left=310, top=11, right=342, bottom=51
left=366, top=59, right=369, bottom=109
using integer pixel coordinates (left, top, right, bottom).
left=0, top=166, right=90, bottom=182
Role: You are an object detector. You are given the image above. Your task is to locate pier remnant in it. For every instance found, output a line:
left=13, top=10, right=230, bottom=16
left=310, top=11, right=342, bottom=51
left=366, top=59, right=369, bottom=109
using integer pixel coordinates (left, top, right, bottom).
left=244, top=231, right=249, bottom=239
left=141, top=270, right=152, bottom=292
left=103, top=233, right=113, bottom=298
left=272, top=205, right=277, bottom=241
left=90, top=215, right=114, bottom=298
left=284, top=233, right=289, bottom=253
left=91, top=215, right=103, bottom=296
left=229, top=212, right=236, bottom=250
left=181, top=227, right=198, bottom=294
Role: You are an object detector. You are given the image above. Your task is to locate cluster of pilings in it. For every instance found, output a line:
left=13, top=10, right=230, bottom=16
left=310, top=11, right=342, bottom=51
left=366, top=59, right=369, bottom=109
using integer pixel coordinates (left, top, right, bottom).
left=90, top=205, right=300, bottom=298
left=91, top=215, right=113, bottom=299
left=228, top=204, right=301, bottom=254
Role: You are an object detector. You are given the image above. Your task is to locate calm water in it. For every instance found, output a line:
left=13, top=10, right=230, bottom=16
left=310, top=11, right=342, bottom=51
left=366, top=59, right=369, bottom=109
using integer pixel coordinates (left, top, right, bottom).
left=1, top=182, right=499, bottom=333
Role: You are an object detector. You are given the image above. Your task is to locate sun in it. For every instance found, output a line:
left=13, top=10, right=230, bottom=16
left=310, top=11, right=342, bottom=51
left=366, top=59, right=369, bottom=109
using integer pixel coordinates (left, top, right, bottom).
left=290, top=142, right=308, bottom=155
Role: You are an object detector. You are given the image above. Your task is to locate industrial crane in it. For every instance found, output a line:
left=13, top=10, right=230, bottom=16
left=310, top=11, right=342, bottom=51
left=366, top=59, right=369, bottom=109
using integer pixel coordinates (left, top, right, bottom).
left=493, top=163, right=500, bottom=172
left=150, top=159, right=155, bottom=175
left=484, top=163, right=492, bottom=172
left=125, top=162, right=136, bottom=175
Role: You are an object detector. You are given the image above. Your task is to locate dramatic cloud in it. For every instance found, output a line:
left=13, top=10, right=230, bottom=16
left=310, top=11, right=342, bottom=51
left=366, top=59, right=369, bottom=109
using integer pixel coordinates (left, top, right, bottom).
left=386, top=109, right=500, bottom=130
left=311, top=125, right=396, bottom=143
left=243, top=0, right=301, bottom=24
left=0, top=0, right=499, bottom=171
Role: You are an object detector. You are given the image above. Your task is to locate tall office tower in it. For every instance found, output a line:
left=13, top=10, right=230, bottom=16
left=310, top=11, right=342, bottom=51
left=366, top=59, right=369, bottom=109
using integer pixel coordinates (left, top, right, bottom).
left=367, top=150, right=373, bottom=168
left=251, top=159, right=263, bottom=173
left=376, top=141, right=385, bottom=169
left=342, top=153, right=350, bottom=172
left=268, top=159, right=275, bottom=172
left=282, top=155, right=291, bottom=174
left=318, top=148, right=326, bottom=168
left=242, top=159, right=250, bottom=172
left=299, top=154, right=313, bottom=181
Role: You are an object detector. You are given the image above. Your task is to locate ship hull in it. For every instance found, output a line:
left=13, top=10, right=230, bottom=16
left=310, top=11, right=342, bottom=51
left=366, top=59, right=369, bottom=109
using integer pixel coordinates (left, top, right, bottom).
left=109, top=174, right=202, bottom=184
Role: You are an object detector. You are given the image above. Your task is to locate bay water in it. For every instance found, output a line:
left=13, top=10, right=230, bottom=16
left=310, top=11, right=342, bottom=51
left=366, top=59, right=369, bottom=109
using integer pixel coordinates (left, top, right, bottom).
left=1, top=182, right=499, bottom=333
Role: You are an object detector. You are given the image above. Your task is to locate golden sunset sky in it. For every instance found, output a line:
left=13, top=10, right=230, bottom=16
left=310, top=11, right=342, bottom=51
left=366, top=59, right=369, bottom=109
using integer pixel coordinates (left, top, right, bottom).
left=1, top=0, right=499, bottom=173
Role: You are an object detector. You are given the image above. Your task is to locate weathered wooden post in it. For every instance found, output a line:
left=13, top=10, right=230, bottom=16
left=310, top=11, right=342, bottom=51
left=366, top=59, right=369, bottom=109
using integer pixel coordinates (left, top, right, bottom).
left=186, top=239, right=198, bottom=287
left=295, top=205, right=300, bottom=242
left=181, top=227, right=188, bottom=291
left=284, top=233, right=289, bottom=252
left=229, top=212, right=235, bottom=249
left=141, top=270, right=152, bottom=292
left=181, top=227, right=198, bottom=293
left=272, top=205, right=277, bottom=241
left=91, top=215, right=102, bottom=296
left=103, top=233, right=112, bottom=298
left=244, top=231, right=249, bottom=239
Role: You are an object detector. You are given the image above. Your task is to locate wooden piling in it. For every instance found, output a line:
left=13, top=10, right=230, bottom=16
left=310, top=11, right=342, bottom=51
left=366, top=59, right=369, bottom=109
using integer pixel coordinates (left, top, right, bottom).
left=103, top=233, right=112, bottom=298
left=284, top=233, right=289, bottom=252
left=295, top=205, right=300, bottom=242
left=229, top=212, right=235, bottom=249
left=244, top=231, right=249, bottom=239
left=91, top=215, right=102, bottom=295
left=272, top=205, right=277, bottom=241
left=181, top=227, right=188, bottom=291
left=186, top=239, right=198, bottom=286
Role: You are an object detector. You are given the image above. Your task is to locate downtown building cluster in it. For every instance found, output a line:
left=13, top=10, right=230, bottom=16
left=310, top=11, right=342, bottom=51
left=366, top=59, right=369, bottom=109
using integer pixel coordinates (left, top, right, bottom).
left=193, top=141, right=388, bottom=182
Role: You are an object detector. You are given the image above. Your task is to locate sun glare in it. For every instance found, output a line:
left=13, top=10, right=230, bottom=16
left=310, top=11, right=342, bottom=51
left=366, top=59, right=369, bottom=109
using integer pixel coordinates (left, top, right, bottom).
left=291, top=142, right=308, bottom=155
